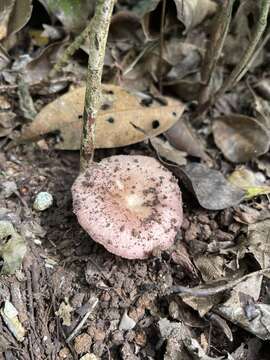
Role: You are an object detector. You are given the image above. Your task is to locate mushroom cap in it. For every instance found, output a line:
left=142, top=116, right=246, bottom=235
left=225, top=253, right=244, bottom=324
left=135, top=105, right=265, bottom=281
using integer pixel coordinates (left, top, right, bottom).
left=72, top=155, right=183, bottom=259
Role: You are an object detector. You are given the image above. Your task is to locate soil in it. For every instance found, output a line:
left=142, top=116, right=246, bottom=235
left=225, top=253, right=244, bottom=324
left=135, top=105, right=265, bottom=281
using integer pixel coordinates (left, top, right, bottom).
left=1, top=140, right=268, bottom=360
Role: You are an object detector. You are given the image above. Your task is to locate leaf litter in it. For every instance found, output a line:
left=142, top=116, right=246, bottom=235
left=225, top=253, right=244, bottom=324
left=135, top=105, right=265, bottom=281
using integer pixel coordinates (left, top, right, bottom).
left=19, top=84, right=185, bottom=149
left=213, top=114, right=270, bottom=163
left=2, top=0, right=270, bottom=358
left=172, top=163, right=245, bottom=210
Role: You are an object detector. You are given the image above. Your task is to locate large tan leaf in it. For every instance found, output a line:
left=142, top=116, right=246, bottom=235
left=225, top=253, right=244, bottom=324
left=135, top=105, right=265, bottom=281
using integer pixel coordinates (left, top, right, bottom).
left=19, top=84, right=184, bottom=150
left=0, top=0, right=32, bottom=41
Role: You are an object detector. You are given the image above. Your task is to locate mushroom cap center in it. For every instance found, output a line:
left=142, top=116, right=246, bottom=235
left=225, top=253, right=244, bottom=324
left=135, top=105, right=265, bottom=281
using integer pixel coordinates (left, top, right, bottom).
left=109, top=177, right=158, bottom=219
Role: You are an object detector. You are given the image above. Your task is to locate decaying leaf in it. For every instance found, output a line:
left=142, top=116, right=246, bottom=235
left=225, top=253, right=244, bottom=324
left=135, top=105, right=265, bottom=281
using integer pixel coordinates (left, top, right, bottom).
left=163, top=40, right=203, bottom=81
left=19, top=84, right=184, bottom=150
left=254, top=78, right=270, bottom=101
left=216, top=273, right=270, bottom=340
left=0, top=301, right=25, bottom=342
left=182, top=293, right=223, bottom=317
left=228, top=167, right=270, bottom=199
left=251, top=89, right=270, bottom=130
left=181, top=255, right=232, bottom=317
left=39, top=0, right=93, bottom=33
left=193, top=255, right=226, bottom=282
left=0, top=0, right=32, bottom=41
left=109, top=11, right=143, bottom=46
left=0, top=111, right=17, bottom=137
left=55, top=300, right=73, bottom=326
left=256, top=155, right=270, bottom=178
left=248, top=219, right=270, bottom=269
left=24, top=42, right=65, bottom=85
left=138, top=0, right=216, bottom=39
left=158, top=318, right=192, bottom=360
left=0, top=220, right=27, bottom=274
left=150, top=137, right=187, bottom=166
left=173, top=163, right=245, bottom=210
left=213, top=115, right=270, bottom=163
left=165, top=118, right=209, bottom=161
left=164, top=78, right=202, bottom=102
left=183, top=338, right=225, bottom=360
left=173, top=0, right=217, bottom=32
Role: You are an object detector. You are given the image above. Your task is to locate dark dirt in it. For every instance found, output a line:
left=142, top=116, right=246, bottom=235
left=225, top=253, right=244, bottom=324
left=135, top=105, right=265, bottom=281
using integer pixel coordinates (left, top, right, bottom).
left=1, top=141, right=269, bottom=360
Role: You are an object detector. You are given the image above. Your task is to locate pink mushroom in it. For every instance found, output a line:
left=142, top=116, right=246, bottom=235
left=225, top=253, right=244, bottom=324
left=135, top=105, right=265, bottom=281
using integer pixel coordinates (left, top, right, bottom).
left=72, top=155, right=183, bottom=259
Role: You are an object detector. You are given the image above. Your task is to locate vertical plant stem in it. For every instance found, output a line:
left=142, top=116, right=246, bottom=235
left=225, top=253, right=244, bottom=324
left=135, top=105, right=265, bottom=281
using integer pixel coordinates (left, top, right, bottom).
left=215, top=0, right=270, bottom=98
left=194, top=0, right=270, bottom=122
left=198, top=0, right=235, bottom=105
left=158, top=0, right=166, bottom=93
left=80, top=0, right=115, bottom=171
left=49, top=19, right=93, bottom=78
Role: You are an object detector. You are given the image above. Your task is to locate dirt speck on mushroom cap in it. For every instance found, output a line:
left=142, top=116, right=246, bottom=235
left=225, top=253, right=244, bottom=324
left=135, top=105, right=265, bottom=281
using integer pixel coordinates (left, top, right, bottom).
left=72, top=155, right=183, bottom=259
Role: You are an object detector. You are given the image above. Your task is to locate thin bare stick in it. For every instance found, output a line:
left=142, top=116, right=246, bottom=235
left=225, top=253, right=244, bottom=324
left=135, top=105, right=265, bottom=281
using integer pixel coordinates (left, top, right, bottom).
left=194, top=0, right=270, bottom=121
left=167, top=268, right=270, bottom=297
left=66, top=297, right=98, bottom=343
left=49, top=20, right=93, bottom=78
left=198, top=0, right=235, bottom=105
left=158, top=0, right=166, bottom=93
left=80, top=0, right=115, bottom=170
left=215, top=0, right=270, bottom=97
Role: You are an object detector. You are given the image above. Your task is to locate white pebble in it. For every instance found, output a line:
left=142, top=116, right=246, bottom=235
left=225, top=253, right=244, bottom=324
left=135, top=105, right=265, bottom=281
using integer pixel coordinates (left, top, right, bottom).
left=33, top=192, right=53, bottom=211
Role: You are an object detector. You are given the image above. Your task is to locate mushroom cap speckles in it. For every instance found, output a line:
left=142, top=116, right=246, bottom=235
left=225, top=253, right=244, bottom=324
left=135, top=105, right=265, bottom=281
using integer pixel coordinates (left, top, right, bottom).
left=72, top=155, right=183, bottom=259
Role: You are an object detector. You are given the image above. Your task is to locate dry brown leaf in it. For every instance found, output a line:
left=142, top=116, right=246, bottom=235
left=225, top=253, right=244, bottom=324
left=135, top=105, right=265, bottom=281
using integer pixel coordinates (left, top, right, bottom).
left=150, top=137, right=187, bottom=166
left=0, top=0, right=32, bottom=42
left=139, top=0, right=216, bottom=39
left=19, top=84, right=184, bottom=149
left=172, top=163, right=245, bottom=210
left=165, top=118, right=209, bottom=161
left=174, top=0, right=217, bottom=32
left=213, top=114, right=270, bottom=163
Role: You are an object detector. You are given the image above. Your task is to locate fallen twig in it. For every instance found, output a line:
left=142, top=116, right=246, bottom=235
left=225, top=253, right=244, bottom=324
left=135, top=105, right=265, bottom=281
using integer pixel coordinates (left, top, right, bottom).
left=66, top=297, right=99, bottom=343
left=167, top=268, right=270, bottom=297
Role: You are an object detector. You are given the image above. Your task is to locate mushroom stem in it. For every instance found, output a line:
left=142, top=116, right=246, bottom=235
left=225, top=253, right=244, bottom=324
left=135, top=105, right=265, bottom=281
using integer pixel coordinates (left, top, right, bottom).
left=80, top=0, right=115, bottom=171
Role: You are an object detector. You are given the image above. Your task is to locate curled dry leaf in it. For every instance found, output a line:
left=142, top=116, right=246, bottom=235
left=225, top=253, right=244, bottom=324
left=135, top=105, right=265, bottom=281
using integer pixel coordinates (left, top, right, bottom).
left=162, top=40, right=203, bottom=81
left=174, top=0, right=217, bottom=32
left=228, top=167, right=270, bottom=199
left=216, top=274, right=270, bottom=340
left=254, top=78, right=270, bottom=101
left=138, top=0, right=216, bottom=39
left=0, top=220, right=27, bottom=275
left=0, top=301, right=26, bottom=342
left=248, top=219, right=270, bottom=269
left=150, top=137, right=187, bottom=166
left=165, top=118, right=210, bottom=161
left=164, top=78, right=202, bottom=102
left=38, top=0, right=93, bottom=33
left=109, top=11, right=143, bottom=46
left=172, top=163, right=245, bottom=210
left=24, top=42, right=65, bottom=85
left=19, top=84, right=184, bottom=150
left=0, top=0, right=32, bottom=41
left=251, top=89, right=270, bottom=130
left=213, top=114, right=270, bottom=163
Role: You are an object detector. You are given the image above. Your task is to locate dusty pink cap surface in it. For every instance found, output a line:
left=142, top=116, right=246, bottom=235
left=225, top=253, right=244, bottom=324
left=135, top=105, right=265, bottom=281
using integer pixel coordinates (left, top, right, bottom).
left=72, top=155, right=183, bottom=259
